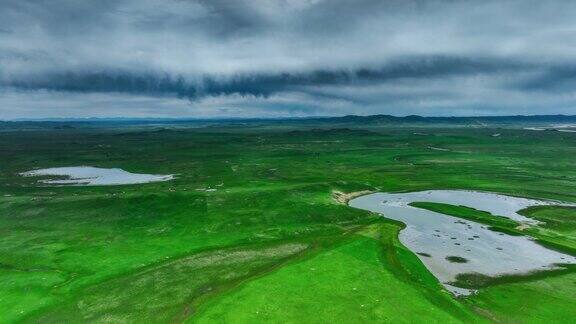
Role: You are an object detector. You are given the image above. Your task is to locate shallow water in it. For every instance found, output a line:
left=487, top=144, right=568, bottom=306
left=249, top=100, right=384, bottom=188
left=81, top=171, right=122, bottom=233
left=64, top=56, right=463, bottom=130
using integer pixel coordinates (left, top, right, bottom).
left=21, top=166, right=174, bottom=186
left=349, top=190, right=576, bottom=295
left=524, top=126, right=576, bottom=132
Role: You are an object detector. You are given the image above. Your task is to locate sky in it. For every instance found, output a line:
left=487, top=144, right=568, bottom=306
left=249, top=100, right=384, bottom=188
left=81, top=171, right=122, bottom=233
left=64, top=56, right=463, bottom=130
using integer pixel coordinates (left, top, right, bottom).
left=1, top=0, right=576, bottom=119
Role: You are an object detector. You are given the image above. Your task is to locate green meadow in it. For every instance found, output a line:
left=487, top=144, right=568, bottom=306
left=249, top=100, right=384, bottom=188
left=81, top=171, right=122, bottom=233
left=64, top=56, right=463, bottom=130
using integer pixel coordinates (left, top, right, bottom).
left=1, top=123, right=575, bottom=323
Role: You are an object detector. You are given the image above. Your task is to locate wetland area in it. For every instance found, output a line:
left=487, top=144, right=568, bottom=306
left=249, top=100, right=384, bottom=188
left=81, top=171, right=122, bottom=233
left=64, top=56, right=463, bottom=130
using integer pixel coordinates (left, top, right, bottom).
left=1, top=122, right=575, bottom=323
left=349, top=190, right=576, bottom=295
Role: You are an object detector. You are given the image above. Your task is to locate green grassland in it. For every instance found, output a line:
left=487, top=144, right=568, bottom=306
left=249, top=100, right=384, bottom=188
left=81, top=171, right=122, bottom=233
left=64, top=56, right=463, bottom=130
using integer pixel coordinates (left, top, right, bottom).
left=1, top=124, right=575, bottom=322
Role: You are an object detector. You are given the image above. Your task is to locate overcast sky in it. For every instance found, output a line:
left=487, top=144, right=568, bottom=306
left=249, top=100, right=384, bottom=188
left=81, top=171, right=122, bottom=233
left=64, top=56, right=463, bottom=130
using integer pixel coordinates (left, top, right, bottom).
left=2, top=0, right=576, bottom=119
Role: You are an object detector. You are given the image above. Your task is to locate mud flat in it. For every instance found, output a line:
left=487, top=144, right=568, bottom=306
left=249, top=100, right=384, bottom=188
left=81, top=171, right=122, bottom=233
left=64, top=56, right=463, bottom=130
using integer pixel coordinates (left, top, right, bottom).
left=349, top=190, right=576, bottom=295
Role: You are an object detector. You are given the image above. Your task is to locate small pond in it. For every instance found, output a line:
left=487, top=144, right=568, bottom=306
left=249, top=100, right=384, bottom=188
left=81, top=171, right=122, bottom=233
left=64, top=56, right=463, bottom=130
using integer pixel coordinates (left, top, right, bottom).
left=20, top=166, right=174, bottom=186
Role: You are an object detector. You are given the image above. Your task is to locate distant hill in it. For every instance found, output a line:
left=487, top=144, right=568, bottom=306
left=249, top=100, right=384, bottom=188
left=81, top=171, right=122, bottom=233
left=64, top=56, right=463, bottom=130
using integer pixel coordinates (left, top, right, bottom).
left=305, top=114, right=576, bottom=125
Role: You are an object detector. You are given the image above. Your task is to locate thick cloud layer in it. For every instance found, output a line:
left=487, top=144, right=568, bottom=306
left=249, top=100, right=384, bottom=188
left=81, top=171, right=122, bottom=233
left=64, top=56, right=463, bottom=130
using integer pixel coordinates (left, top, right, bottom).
left=1, top=0, right=576, bottom=118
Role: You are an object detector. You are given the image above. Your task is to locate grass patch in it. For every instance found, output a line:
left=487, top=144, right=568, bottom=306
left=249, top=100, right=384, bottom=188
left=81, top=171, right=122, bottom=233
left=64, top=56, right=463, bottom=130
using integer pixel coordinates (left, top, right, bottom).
left=465, top=272, right=576, bottom=322
left=30, top=241, right=313, bottom=322
left=409, top=201, right=519, bottom=228
left=451, top=264, right=576, bottom=289
left=193, top=223, right=479, bottom=323
left=520, top=205, right=576, bottom=236
left=446, top=256, right=468, bottom=263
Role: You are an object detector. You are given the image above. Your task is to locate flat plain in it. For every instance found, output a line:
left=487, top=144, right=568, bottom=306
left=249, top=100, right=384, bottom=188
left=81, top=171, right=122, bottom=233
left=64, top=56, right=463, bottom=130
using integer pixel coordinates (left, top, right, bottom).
left=1, top=122, right=575, bottom=323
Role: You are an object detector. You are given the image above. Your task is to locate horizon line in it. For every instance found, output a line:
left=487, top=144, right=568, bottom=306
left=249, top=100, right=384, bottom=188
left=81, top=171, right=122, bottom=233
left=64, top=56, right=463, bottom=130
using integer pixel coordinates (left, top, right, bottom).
left=2, top=113, right=576, bottom=123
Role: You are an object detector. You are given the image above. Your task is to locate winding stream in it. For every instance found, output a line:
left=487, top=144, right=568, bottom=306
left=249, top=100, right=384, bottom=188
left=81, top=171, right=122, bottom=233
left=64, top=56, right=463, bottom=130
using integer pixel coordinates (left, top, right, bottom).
left=349, top=190, right=576, bottom=295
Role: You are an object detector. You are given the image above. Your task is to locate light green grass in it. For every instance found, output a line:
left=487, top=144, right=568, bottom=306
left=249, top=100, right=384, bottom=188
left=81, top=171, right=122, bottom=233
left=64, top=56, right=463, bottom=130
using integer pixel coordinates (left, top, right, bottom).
left=30, top=242, right=312, bottom=323
left=0, top=125, right=575, bottom=322
left=520, top=206, right=576, bottom=240
left=193, top=223, right=480, bottom=323
left=466, top=272, right=576, bottom=323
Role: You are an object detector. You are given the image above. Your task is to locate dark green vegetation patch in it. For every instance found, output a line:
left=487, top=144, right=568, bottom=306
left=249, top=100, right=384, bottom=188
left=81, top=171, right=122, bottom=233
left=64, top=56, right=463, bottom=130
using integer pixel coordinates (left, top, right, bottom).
left=446, top=256, right=469, bottom=263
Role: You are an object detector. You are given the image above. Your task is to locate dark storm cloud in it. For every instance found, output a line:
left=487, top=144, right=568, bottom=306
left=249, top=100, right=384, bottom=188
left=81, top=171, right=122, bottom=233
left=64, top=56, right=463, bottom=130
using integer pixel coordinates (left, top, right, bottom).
left=1, top=0, right=576, bottom=118
left=4, top=56, right=532, bottom=98
left=515, top=65, right=576, bottom=93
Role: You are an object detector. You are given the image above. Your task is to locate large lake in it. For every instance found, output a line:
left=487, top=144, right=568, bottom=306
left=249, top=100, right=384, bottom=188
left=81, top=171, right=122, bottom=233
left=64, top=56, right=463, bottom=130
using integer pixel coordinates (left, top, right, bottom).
left=349, top=190, right=576, bottom=295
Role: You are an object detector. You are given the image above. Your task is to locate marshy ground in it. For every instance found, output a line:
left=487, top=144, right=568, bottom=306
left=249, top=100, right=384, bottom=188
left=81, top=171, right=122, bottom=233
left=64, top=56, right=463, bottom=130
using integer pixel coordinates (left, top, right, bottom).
left=349, top=190, right=576, bottom=295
